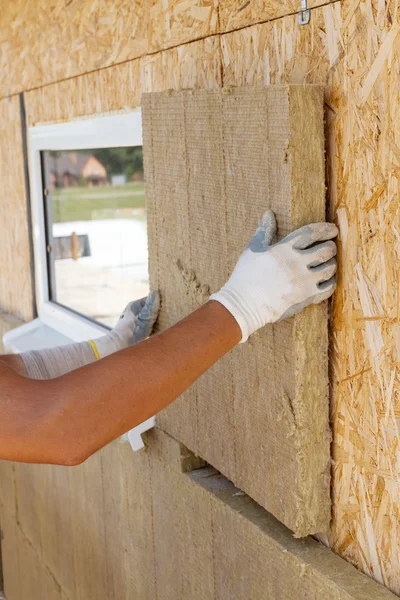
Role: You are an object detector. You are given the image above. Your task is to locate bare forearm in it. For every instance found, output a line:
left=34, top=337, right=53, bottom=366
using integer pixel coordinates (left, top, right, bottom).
left=49, top=301, right=240, bottom=462
left=0, top=302, right=240, bottom=465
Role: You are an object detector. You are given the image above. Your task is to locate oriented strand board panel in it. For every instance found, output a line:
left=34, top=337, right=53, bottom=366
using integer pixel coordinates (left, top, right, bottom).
left=219, top=0, right=334, bottom=32
left=25, top=37, right=222, bottom=126
left=1, top=430, right=398, bottom=600
left=0, top=98, right=33, bottom=322
left=143, top=85, right=330, bottom=536
left=220, top=3, right=400, bottom=592
left=0, top=0, right=218, bottom=98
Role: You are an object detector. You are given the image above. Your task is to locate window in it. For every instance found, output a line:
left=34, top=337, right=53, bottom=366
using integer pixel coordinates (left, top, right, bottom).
left=42, top=146, right=148, bottom=327
left=5, top=111, right=145, bottom=346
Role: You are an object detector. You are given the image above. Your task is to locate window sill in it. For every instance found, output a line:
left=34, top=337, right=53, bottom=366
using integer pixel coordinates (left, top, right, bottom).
left=3, top=318, right=72, bottom=353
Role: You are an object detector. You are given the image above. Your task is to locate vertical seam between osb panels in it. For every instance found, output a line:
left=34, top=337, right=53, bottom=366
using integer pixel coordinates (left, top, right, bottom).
left=215, top=0, right=225, bottom=87
left=218, top=35, right=225, bottom=88
left=216, top=0, right=222, bottom=35
left=220, top=91, right=238, bottom=482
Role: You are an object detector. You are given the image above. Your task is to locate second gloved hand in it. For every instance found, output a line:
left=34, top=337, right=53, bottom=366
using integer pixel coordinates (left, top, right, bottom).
left=20, top=291, right=161, bottom=380
left=95, top=291, right=161, bottom=357
left=210, top=210, right=338, bottom=343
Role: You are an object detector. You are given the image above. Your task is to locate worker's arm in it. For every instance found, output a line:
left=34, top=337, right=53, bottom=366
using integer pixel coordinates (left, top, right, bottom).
left=1, top=292, right=160, bottom=379
left=0, top=210, right=338, bottom=466
left=0, top=301, right=241, bottom=465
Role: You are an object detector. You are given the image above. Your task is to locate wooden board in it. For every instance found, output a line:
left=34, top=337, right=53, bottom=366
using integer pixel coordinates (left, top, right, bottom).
left=0, top=0, right=343, bottom=99
left=142, top=85, right=330, bottom=537
left=219, top=0, right=335, bottom=32
left=220, top=4, right=400, bottom=591
left=0, top=0, right=218, bottom=98
left=0, top=98, right=33, bottom=321
left=25, top=37, right=222, bottom=126
left=1, top=429, right=397, bottom=600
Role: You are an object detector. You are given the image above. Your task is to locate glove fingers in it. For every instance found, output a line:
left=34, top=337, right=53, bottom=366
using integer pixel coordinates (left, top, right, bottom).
left=138, top=291, right=160, bottom=322
left=247, top=209, right=277, bottom=252
left=129, top=291, right=160, bottom=345
left=303, top=240, right=337, bottom=267
left=311, top=257, right=337, bottom=282
left=129, top=297, right=147, bottom=317
left=277, top=275, right=336, bottom=321
left=313, top=276, right=337, bottom=303
left=288, top=222, right=338, bottom=250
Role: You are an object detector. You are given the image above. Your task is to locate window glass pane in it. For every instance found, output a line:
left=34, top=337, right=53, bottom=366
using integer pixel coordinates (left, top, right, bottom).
left=42, top=147, right=148, bottom=327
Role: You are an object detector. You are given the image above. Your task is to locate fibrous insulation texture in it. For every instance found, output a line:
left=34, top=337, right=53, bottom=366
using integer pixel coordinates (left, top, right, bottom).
left=142, top=85, right=330, bottom=536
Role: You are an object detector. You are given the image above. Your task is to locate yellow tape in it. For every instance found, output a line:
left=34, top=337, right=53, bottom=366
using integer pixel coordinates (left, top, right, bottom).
left=88, top=339, right=100, bottom=361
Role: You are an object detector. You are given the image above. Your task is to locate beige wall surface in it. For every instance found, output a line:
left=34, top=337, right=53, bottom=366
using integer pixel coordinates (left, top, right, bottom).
left=0, top=427, right=398, bottom=600
left=1, top=0, right=400, bottom=596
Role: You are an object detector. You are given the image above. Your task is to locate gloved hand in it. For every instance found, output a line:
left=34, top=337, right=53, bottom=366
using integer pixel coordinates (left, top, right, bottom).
left=210, top=210, right=337, bottom=343
left=111, top=291, right=161, bottom=348
left=20, top=291, right=161, bottom=380
left=128, top=292, right=161, bottom=345
left=95, top=291, right=160, bottom=357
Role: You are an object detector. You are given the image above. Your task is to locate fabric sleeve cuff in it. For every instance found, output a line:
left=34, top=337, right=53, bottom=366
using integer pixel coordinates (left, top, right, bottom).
left=209, top=291, right=249, bottom=343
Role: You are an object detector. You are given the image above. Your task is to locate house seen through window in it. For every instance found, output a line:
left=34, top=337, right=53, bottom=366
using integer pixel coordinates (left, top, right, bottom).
left=42, top=147, right=149, bottom=327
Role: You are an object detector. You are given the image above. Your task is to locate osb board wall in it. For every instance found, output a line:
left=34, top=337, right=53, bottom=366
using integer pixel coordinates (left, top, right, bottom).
left=220, top=6, right=400, bottom=593
left=0, top=0, right=338, bottom=98
left=0, top=0, right=218, bottom=97
left=24, top=37, right=222, bottom=126
left=0, top=98, right=33, bottom=322
left=7, top=0, right=400, bottom=593
left=142, top=85, right=330, bottom=537
left=0, top=430, right=398, bottom=600
left=218, top=0, right=327, bottom=31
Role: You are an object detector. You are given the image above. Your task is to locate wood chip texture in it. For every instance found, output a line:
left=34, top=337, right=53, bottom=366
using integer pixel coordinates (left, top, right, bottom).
left=0, top=0, right=219, bottom=97
left=1, top=0, right=400, bottom=594
left=0, top=98, right=33, bottom=321
left=1, top=428, right=398, bottom=600
left=142, top=85, right=330, bottom=537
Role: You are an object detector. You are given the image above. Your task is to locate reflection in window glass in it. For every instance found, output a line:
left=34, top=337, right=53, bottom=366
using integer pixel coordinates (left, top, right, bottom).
left=42, top=147, right=149, bottom=327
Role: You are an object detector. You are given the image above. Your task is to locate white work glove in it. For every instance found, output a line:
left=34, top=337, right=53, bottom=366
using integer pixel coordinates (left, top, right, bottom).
left=95, top=291, right=160, bottom=356
left=20, top=292, right=161, bottom=380
left=125, top=291, right=161, bottom=346
left=210, top=210, right=337, bottom=343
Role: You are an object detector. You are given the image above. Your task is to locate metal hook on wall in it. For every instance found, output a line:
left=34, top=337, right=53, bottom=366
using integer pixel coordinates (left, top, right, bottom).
left=298, top=0, right=310, bottom=24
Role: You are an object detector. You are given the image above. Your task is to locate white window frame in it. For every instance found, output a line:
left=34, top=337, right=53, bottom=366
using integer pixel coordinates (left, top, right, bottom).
left=3, top=110, right=155, bottom=451
left=29, top=110, right=144, bottom=342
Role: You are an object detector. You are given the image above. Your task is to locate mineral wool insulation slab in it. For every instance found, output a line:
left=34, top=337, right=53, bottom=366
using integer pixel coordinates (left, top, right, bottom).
left=142, top=85, right=330, bottom=537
